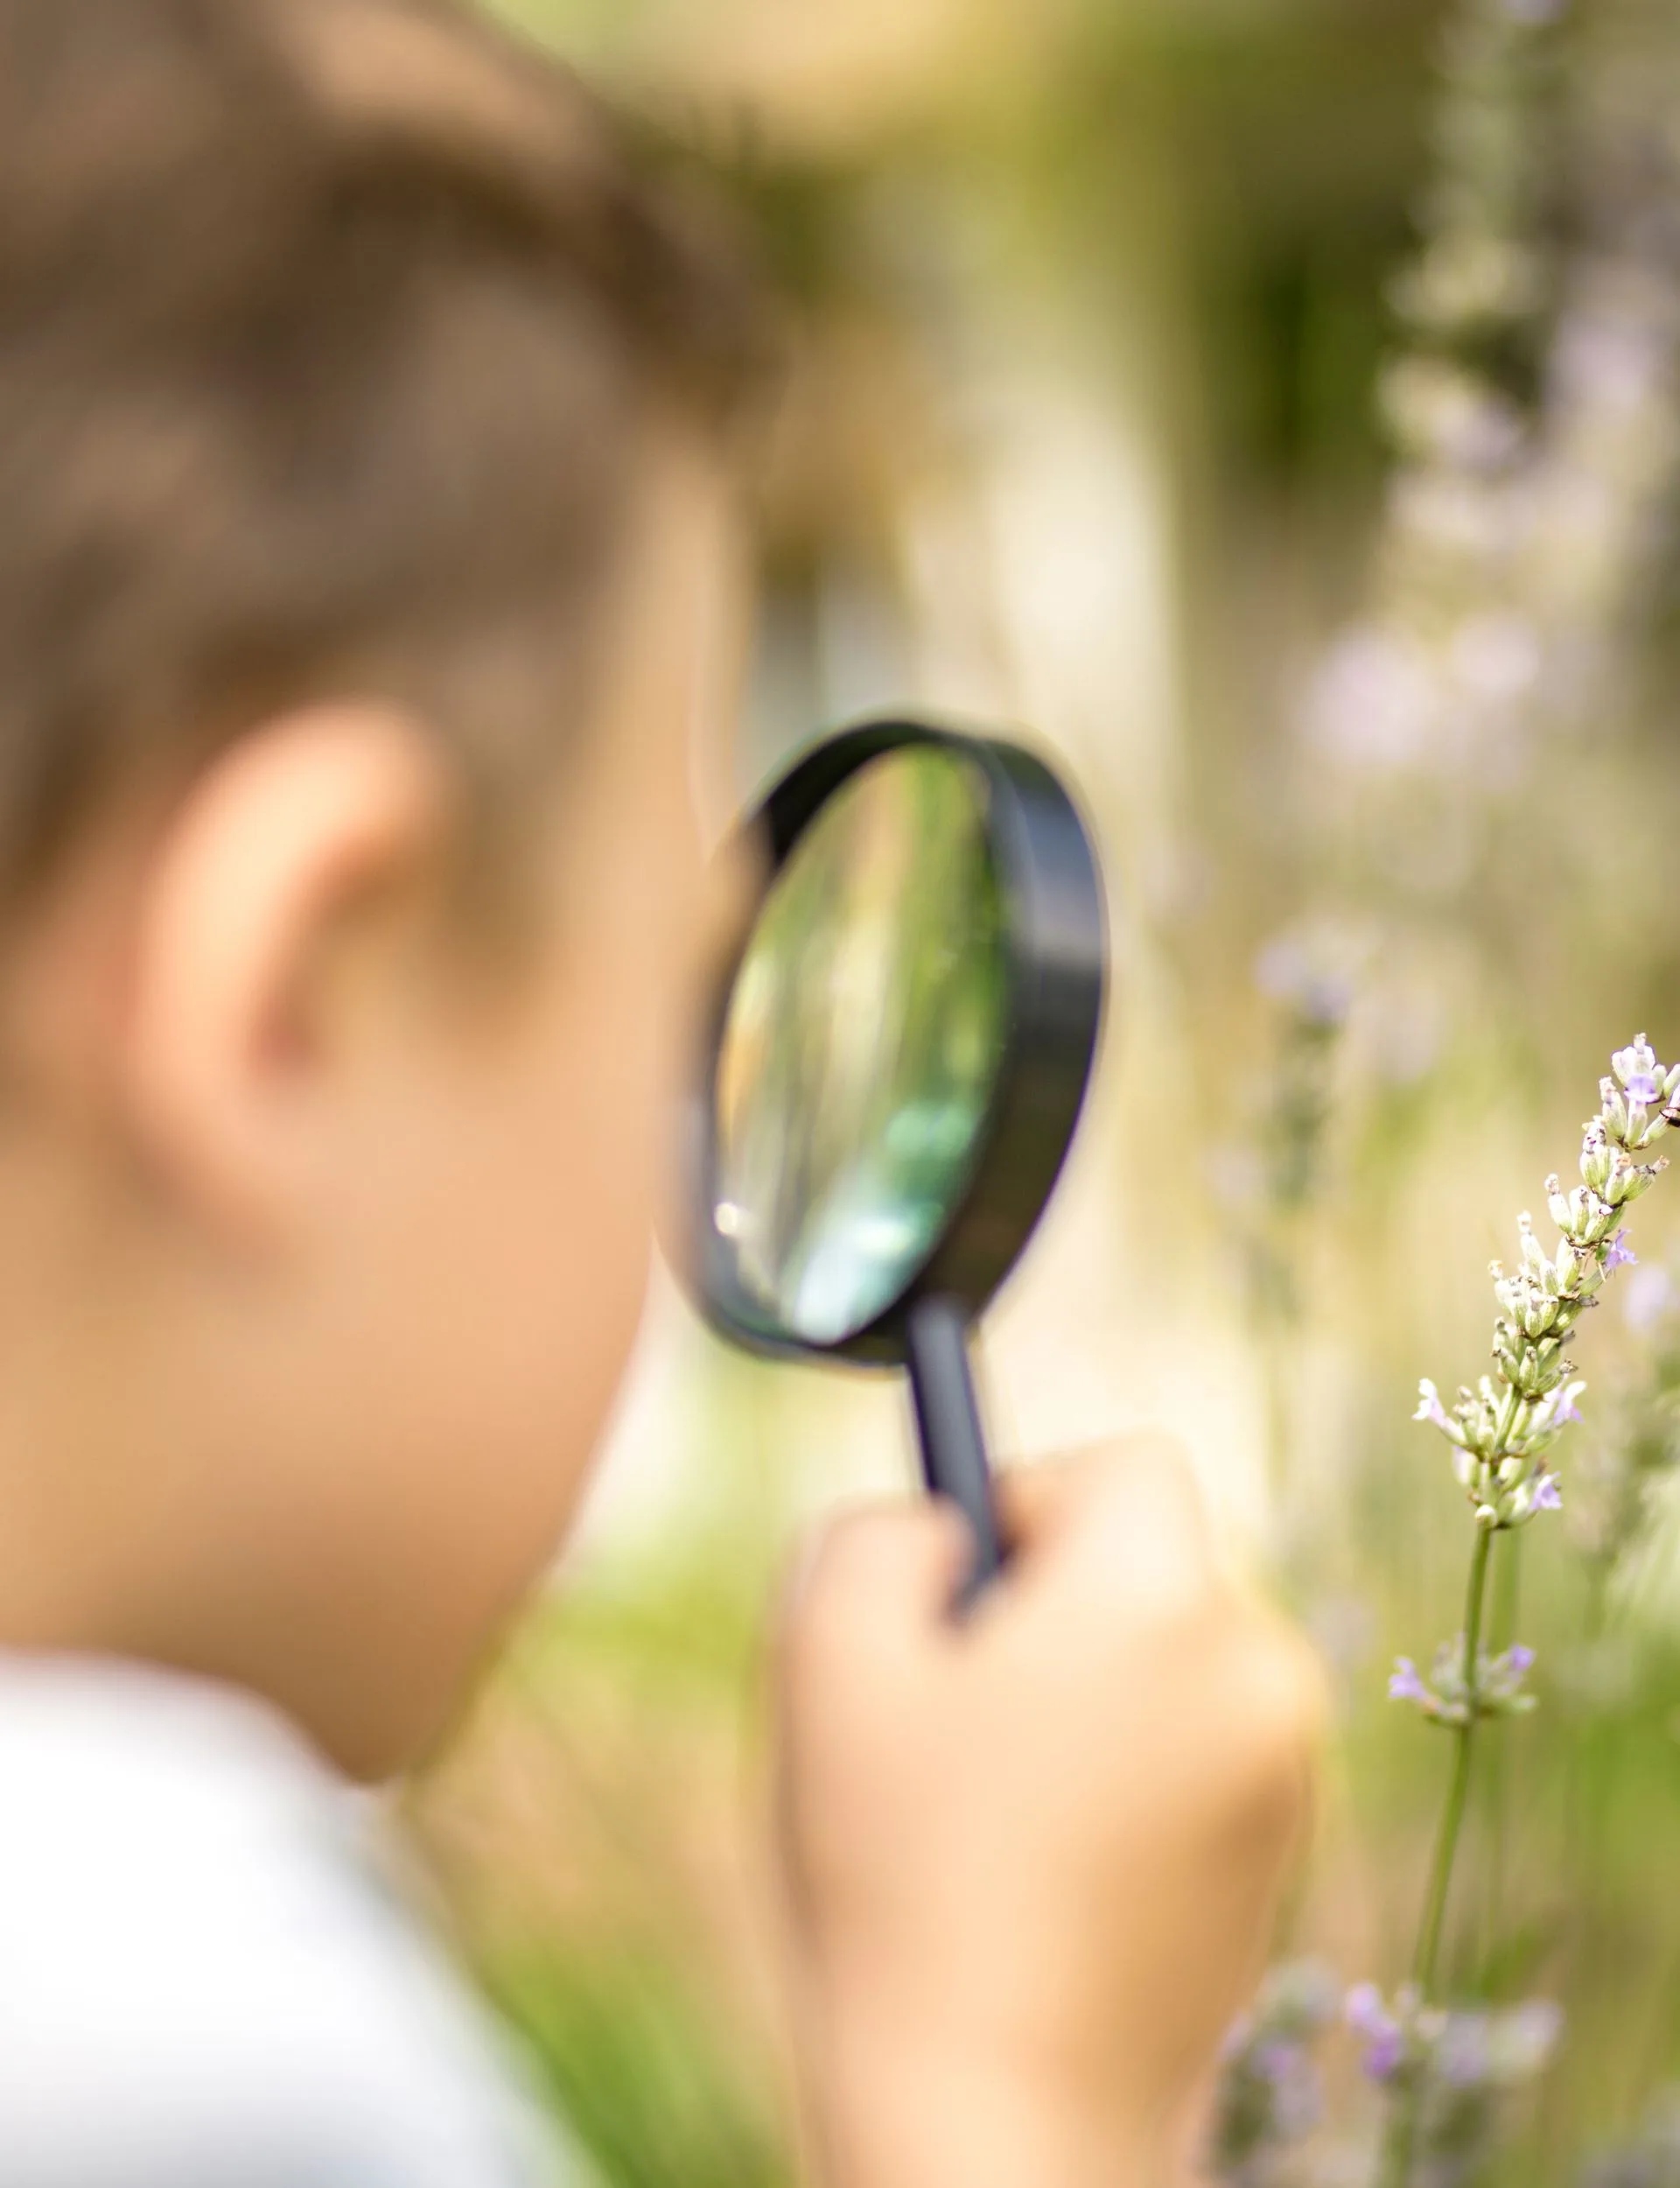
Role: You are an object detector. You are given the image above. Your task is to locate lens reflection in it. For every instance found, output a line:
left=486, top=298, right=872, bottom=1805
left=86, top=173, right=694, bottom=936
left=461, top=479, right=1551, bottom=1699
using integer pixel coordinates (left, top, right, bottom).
left=713, top=747, right=1008, bottom=1346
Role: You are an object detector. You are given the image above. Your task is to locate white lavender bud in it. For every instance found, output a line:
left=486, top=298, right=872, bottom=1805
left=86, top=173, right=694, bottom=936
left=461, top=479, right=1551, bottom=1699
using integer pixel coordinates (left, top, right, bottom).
left=1581, top=1130, right=1614, bottom=1192
left=1522, top=1293, right=1558, bottom=1338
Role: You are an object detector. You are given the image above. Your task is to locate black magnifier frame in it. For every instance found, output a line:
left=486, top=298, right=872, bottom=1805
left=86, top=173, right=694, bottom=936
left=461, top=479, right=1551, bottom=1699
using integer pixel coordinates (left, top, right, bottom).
left=689, top=715, right=1107, bottom=1590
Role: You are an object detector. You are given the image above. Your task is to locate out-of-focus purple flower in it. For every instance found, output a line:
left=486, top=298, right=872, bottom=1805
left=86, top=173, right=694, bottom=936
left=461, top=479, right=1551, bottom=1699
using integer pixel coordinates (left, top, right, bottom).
left=1301, top=625, right=1436, bottom=769
left=1252, top=2038, right=1292, bottom=2083
left=1623, top=1264, right=1675, bottom=1331
left=1390, top=1657, right=1432, bottom=1705
left=1556, top=306, right=1666, bottom=415
left=1534, top=1473, right=1564, bottom=1511
left=1438, top=2013, right=1493, bottom=2087
left=1255, top=934, right=1358, bottom=1028
left=1625, top=1073, right=1662, bottom=1107
left=1604, top=1230, right=1638, bottom=1273
left=1365, top=2027, right=1406, bottom=2085
left=1265, top=2048, right=1324, bottom=2139
left=1451, top=612, right=1542, bottom=701
left=1507, top=1643, right=1536, bottom=1675
left=1495, top=1999, right=1564, bottom=2077
left=1209, top=1961, right=1338, bottom=2177
left=1347, top=1983, right=1407, bottom=2083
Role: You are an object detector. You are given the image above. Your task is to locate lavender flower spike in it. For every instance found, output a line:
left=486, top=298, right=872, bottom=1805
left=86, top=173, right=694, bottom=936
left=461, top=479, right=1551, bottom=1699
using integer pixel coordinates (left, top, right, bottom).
left=1410, top=1039, right=1672, bottom=1531
left=1390, top=1042, right=1674, bottom=2045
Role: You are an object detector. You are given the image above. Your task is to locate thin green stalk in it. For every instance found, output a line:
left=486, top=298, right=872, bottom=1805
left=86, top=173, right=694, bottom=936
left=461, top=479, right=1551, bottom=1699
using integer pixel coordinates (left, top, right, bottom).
left=1379, top=2072, right=1420, bottom=2188
left=1378, top=1528, right=1497, bottom=2188
left=1480, top=1529, right=1521, bottom=1984
left=1413, top=1526, right=1495, bottom=1995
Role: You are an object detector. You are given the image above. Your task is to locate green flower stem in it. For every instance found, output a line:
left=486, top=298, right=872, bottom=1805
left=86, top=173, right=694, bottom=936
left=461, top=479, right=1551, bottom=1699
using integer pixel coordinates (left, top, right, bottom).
left=1480, top=1527, right=1522, bottom=1981
left=1374, top=1041, right=1677, bottom=2188
left=1413, top=1525, right=1495, bottom=1997
left=1379, top=2075, right=1418, bottom=2188
left=1379, top=1526, right=1498, bottom=2188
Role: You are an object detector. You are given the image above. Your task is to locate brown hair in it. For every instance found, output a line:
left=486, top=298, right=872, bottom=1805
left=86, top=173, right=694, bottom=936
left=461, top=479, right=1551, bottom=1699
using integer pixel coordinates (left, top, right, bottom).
left=0, top=0, right=770, bottom=900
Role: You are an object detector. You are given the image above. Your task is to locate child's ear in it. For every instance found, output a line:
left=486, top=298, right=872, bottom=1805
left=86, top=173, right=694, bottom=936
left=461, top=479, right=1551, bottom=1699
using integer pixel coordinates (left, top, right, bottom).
left=119, top=705, right=450, bottom=1241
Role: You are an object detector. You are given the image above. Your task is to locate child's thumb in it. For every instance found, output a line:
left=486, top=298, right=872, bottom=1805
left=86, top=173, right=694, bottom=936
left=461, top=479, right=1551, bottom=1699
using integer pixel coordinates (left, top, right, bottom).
left=783, top=1496, right=975, bottom=1665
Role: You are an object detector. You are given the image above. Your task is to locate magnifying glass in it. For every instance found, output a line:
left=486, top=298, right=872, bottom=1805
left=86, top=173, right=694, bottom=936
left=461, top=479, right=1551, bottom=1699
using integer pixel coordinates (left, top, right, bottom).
left=687, top=717, right=1106, bottom=1595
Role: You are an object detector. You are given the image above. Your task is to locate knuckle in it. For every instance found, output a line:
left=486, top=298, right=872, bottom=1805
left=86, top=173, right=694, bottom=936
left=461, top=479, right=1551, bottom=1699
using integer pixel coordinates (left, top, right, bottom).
left=803, top=1510, right=875, bottom=1590
left=800, top=1507, right=892, bottom=1595
left=777, top=1511, right=898, bottom=1679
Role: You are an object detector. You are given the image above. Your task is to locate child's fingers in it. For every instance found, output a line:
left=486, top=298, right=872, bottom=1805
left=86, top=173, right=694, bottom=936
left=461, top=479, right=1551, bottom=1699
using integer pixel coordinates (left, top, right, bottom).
left=994, top=1435, right=1215, bottom=1614
left=781, top=1497, right=974, bottom=1683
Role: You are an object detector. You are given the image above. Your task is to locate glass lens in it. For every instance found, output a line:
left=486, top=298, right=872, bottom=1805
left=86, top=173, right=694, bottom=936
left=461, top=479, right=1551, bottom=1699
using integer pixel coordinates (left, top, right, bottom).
left=712, top=747, right=1009, bottom=1347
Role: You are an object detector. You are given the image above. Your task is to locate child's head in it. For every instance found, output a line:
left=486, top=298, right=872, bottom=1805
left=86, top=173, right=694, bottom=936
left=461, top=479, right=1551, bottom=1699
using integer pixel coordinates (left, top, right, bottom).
left=0, top=0, right=768, bottom=1776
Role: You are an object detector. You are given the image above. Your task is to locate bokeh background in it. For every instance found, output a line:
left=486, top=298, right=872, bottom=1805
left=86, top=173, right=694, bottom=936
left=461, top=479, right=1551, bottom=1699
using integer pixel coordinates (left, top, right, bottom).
left=409, top=2, right=1680, bottom=2180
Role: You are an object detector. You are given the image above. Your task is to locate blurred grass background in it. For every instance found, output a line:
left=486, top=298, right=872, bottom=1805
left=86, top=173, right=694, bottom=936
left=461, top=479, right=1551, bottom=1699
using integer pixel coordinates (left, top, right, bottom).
left=407, top=1, right=1680, bottom=2178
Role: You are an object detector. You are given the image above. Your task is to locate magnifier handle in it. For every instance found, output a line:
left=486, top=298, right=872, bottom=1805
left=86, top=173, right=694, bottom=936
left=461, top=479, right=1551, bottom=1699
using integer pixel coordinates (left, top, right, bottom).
left=905, top=1295, right=1006, bottom=1603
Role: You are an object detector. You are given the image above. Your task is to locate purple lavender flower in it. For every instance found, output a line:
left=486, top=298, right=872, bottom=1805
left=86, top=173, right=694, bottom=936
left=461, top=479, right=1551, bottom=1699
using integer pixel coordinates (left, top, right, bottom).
left=1390, top=1657, right=1432, bottom=1706
left=1208, top=1961, right=1336, bottom=2177
left=1613, top=1037, right=1658, bottom=1089
left=1533, top=1473, right=1564, bottom=1511
left=1506, top=1643, right=1536, bottom=1675
left=1437, top=2013, right=1493, bottom=2088
left=1604, top=1229, right=1638, bottom=1273
left=1625, top=1073, right=1662, bottom=1107
left=1548, top=1385, right=1585, bottom=1427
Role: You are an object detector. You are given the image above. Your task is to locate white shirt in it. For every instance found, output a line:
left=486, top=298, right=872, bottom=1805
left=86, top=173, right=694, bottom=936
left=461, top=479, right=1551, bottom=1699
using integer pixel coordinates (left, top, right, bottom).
left=0, top=1655, right=590, bottom=2187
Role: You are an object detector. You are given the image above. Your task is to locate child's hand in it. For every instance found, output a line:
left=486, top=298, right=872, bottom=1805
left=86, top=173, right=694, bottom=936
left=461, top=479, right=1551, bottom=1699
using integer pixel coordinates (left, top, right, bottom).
left=775, top=1437, right=1324, bottom=2188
